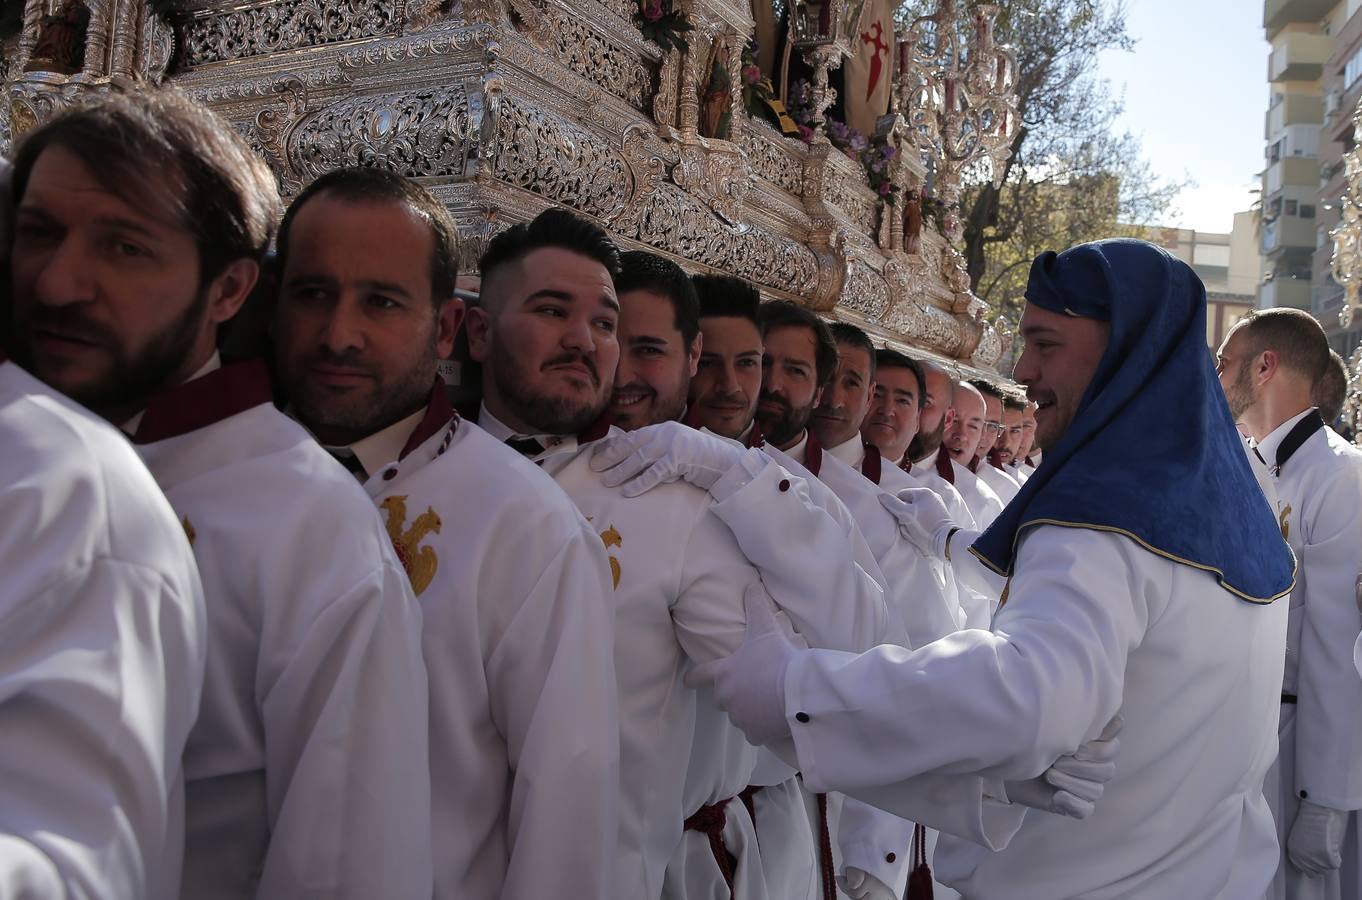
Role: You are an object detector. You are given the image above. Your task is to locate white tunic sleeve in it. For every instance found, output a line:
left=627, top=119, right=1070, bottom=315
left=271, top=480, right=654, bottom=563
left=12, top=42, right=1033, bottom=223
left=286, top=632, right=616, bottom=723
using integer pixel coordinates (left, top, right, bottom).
left=257, top=557, right=432, bottom=898
left=486, top=516, right=619, bottom=899
left=709, top=450, right=895, bottom=651
left=0, top=558, right=202, bottom=900
left=781, top=527, right=1145, bottom=815
left=1295, top=459, right=1362, bottom=810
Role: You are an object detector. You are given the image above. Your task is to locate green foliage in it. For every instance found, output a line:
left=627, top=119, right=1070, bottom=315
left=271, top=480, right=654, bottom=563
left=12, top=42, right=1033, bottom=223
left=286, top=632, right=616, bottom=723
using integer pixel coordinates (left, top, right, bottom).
left=895, top=0, right=1185, bottom=329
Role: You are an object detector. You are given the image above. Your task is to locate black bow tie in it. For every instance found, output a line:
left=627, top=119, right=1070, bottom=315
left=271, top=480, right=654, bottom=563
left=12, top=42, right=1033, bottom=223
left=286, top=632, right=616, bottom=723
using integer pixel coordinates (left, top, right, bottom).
left=329, top=449, right=367, bottom=481
left=505, top=436, right=546, bottom=458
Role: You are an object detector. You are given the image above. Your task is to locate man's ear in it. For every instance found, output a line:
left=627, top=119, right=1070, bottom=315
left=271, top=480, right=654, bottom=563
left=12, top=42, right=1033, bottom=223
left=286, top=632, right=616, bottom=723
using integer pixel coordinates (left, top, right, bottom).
left=686, top=332, right=703, bottom=378
left=435, top=297, right=465, bottom=359
left=465, top=305, right=493, bottom=363
left=1256, top=350, right=1279, bottom=386
left=205, top=258, right=261, bottom=325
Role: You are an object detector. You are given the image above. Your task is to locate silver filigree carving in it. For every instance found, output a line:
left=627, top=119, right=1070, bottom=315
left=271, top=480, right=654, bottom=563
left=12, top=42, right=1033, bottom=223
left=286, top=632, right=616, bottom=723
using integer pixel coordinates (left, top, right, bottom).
left=841, top=260, right=891, bottom=320
left=288, top=84, right=477, bottom=183
left=671, top=140, right=751, bottom=228
left=182, top=0, right=397, bottom=67
left=740, top=122, right=805, bottom=196
left=490, top=96, right=631, bottom=221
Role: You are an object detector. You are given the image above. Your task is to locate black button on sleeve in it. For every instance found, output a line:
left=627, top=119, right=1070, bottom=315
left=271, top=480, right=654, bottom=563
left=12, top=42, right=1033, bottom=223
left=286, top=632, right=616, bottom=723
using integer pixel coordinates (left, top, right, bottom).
left=795, top=711, right=810, bottom=723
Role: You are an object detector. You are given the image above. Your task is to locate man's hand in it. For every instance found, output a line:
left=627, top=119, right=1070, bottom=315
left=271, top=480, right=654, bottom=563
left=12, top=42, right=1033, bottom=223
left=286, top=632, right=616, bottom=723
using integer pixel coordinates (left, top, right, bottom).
left=686, top=583, right=805, bottom=746
left=590, top=421, right=744, bottom=496
left=837, top=867, right=896, bottom=900
left=1287, top=799, right=1349, bottom=876
left=1003, top=715, right=1123, bottom=819
left=879, top=488, right=958, bottom=559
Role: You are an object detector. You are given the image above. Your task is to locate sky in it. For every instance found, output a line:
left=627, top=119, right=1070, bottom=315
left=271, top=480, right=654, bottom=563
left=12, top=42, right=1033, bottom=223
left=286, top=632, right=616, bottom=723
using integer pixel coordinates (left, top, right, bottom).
left=1094, top=0, right=1267, bottom=234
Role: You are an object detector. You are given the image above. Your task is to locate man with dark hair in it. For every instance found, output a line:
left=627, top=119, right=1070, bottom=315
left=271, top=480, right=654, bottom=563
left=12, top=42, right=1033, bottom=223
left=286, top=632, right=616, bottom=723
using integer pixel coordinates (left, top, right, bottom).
left=1008, top=400, right=1040, bottom=483
left=0, top=343, right=206, bottom=899
left=1217, top=307, right=1362, bottom=900
left=273, top=169, right=619, bottom=900
left=908, top=361, right=953, bottom=463
left=1315, top=349, right=1349, bottom=427
left=998, top=395, right=1027, bottom=466
left=610, top=250, right=702, bottom=430
left=705, top=239, right=1291, bottom=898
left=8, top=90, right=434, bottom=899
left=756, top=300, right=841, bottom=449
left=598, top=264, right=910, bottom=900
left=689, top=274, right=765, bottom=443
left=467, top=208, right=890, bottom=900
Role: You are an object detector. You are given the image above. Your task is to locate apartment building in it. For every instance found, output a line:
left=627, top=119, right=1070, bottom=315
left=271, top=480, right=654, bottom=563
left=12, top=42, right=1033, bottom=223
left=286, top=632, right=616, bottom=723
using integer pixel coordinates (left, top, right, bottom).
left=1132, top=215, right=1260, bottom=349
left=1263, top=0, right=1362, bottom=354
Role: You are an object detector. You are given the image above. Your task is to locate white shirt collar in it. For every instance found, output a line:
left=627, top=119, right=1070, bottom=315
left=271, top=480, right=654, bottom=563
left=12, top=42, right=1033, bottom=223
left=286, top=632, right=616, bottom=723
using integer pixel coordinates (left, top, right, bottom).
left=336, top=409, right=426, bottom=481
left=783, top=430, right=810, bottom=465
left=122, top=350, right=221, bottom=435
left=477, top=403, right=577, bottom=458
left=827, top=434, right=864, bottom=468
left=1255, top=407, right=1317, bottom=470
left=917, top=446, right=940, bottom=468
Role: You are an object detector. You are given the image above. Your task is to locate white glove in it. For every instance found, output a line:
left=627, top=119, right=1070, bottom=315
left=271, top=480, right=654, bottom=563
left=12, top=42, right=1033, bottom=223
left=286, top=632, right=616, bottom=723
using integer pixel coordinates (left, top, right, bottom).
left=687, top=583, right=806, bottom=746
left=879, top=488, right=958, bottom=559
left=1003, top=715, right=1123, bottom=819
left=1287, top=799, right=1350, bottom=876
left=590, top=420, right=744, bottom=497
left=837, top=866, right=896, bottom=900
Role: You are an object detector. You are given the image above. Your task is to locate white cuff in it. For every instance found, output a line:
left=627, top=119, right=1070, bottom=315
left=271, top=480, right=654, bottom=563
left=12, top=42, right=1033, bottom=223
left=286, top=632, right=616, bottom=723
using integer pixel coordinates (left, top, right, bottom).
left=709, top=447, right=779, bottom=503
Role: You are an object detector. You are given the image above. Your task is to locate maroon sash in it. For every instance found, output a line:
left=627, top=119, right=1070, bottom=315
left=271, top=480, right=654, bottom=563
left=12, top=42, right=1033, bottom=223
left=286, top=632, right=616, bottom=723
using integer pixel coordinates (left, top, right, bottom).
left=859, top=439, right=884, bottom=485
left=935, top=450, right=955, bottom=485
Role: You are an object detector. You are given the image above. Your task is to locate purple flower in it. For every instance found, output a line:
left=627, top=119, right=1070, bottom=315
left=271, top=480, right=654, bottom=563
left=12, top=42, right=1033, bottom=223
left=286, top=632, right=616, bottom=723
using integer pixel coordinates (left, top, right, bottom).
left=641, top=0, right=663, bottom=22
left=798, top=124, right=816, bottom=143
left=743, top=65, right=761, bottom=85
left=878, top=181, right=892, bottom=196
left=870, top=159, right=885, bottom=174
left=849, top=132, right=868, bottom=152
left=880, top=145, right=897, bottom=160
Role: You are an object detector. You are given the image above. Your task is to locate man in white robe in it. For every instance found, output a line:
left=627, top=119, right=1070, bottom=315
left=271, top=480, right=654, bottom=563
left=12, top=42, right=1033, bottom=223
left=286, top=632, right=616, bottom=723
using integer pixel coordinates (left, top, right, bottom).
left=465, top=210, right=895, bottom=900
left=603, top=282, right=1105, bottom=900
left=941, top=381, right=1005, bottom=531
left=814, top=323, right=962, bottom=645
left=271, top=169, right=621, bottom=900
left=1218, top=308, right=1362, bottom=900
left=699, top=239, right=1294, bottom=899
left=0, top=350, right=206, bottom=900
left=966, top=380, right=1021, bottom=506
left=6, top=91, right=434, bottom=899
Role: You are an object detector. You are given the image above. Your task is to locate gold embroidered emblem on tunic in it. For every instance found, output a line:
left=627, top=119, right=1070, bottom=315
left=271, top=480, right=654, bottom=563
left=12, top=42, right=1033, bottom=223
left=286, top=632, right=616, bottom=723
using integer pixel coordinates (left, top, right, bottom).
left=587, top=517, right=624, bottom=589
left=182, top=516, right=196, bottom=546
left=380, top=495, right=442, bottom=596
left=1279, top=504, right=1292, bottom=542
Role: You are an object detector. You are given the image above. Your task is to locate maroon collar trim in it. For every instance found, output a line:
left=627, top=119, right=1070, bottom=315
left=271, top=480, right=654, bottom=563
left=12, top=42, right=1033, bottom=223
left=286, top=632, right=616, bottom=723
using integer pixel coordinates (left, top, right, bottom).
left=132, top=359, right=274, bottom=444
left=681, top=404, right=705, bottom=429
left=743, top=420, right=765, bottom=449
left=804, top=430, right=824, bottom=477
left=987, top=450, right=1009, bottom=472
left=935, top=450, right=955, bottom=484
left=860, top=439, right=883, bottom=485
left=399, top=381, right=458, bottom=461
left=968, top=454, right=982, bottom=474
left=579, top=412, right=613, bottom=444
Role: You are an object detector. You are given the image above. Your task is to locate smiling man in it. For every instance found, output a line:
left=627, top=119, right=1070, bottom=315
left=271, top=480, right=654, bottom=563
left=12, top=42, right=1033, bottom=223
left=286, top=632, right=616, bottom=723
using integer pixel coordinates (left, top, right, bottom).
left=610, top=251, right=702, bottom=430
left=699, top=239, right=1294, bottom=898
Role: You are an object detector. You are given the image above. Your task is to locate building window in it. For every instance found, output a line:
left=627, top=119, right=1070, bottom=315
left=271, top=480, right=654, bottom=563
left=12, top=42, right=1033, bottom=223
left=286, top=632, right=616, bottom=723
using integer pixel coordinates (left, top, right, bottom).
left=1346, top=45, right=1362, bottom=89
left=1286, top=199, right=1299, bottom=216
left=1301, top=204, right=1317, bottom=218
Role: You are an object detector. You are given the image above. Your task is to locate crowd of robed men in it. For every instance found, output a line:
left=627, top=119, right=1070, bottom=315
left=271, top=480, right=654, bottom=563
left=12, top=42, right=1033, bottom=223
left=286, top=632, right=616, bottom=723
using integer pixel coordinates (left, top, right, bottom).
left=1, top=85, right=1361, bottom=900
